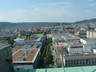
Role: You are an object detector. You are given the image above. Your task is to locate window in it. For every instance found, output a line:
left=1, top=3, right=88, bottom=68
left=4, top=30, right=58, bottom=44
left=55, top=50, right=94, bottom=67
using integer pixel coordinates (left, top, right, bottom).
left=71, top=46, right=83, bottom=48
left=66, top=63, right=67, bottom=66
left=65, top=61, right=67, bottom=63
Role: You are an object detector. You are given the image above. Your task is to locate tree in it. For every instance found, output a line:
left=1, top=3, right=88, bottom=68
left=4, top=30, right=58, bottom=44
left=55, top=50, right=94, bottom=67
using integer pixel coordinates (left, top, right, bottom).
left=47, top=37, right=52, bottom=44
left=4, top=37, right=15, bottom=46
left=42, top=45, right=47, bottom=57
left=45, top=44, right=50, bottom=56
left=46, top=52, right=53, bottom=63
left=3, top=37, right=10, bottom=41
left=26, top=35, right=30, bottom=39
left=8, top=40, right=15, bottom=45
left=42, top=37, right=53, bottom=64
left=44, top=32, right=47, bottom=35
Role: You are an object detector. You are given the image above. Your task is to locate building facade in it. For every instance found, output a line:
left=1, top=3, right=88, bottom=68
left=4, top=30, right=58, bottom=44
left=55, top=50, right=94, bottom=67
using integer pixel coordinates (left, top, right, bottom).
left=0, top=44, right=12, bottom=72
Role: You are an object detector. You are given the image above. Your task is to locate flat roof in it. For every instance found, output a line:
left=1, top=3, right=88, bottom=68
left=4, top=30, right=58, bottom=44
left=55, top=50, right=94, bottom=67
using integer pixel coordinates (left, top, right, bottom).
left=84, top=38, right=96, bottom=41
left=33, top=34, right=44, bottom=37
left=64, top=53, right=96, bottom=60
left=10, top=65, right=96, bottom=72
left=56, top=42, right=68, bottom=46
left=70, top=44, right=93, bottom=46
left=12, top=49, right=38, bottom=63
left=69, top=42, right=94, bottom=46
left=32, top=45, right=37, bottom=47
left=0, top=44, right=10, bottom=50
left=12, top=46, right=22, bottom=50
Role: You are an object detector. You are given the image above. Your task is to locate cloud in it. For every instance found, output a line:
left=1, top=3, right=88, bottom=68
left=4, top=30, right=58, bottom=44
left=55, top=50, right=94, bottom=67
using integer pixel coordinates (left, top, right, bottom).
left=88, top=0, right=94, bottom=1
left=0, top=7, right=79, bottom=22
left=0, top=9, right=28, bottom=22
left=85, top=10, right=93, bottom=13
left=89, top=3, right=96, bottom=6
left=32, top=7, right=39, bottom=12
left=0, top=6, right=95, bottom=22
left=10, top=9, right=27, bottom=14
left=62, top=6, right=69, bottom=9
left=50, top=2, right=70, bottom=6
left=30, top=7, right=81, bottom=22
left=31, top=5, right=36, bottom=8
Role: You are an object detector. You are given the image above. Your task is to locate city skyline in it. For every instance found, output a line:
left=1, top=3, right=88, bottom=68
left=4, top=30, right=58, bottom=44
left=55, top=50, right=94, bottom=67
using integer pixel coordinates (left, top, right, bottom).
left=0, top=0, right=96, bottom=22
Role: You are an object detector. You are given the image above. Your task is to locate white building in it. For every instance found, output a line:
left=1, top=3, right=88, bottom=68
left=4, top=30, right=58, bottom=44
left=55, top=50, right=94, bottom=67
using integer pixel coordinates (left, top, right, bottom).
left=80, top=38, right=96, bottom=44
left=86, top=31, right=96, bottom=39
left=67, top=42, right=93, bottom=55
left=80, top=38, right=96, bottom=49
left=64, top=34, right=80, bottom=42
left=53, top=33, right=96, bottom=67
left=57, top=38, right=96, bottom=67
left=47, top=34, right=53, bottom=38
left=14, top=34, right=25, bottom=43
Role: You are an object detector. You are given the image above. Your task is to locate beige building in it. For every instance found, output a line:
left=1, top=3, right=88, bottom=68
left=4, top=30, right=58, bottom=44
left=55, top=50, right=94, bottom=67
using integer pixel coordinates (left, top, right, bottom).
left=12, top=48, right=41, bottom=69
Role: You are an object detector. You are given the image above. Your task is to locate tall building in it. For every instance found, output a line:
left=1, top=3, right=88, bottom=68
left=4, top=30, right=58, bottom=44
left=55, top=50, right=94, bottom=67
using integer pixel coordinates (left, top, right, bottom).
left=86, top=23, right=95, bottom=39
left=0, top=44, right=13, bottom=72
left=86, top=31, right=96, bottom=39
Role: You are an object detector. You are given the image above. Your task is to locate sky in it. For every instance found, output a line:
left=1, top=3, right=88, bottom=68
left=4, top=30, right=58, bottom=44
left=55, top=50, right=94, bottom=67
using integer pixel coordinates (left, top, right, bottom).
left=0, top=0, right=96, bottom=22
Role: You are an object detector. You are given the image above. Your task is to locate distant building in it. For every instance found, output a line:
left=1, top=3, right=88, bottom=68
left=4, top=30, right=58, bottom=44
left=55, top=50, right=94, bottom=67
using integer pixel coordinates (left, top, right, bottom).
left=86, top=23, right=96, bottom=39
left=14, top=34, right=25, bottom=43
left=86, top=30, right=96, bottom=39
left=47, top=34, right=53, bottom=38
left=0, top=44, right=13, bottom=72
left=0, top=34, right=17, bottom=40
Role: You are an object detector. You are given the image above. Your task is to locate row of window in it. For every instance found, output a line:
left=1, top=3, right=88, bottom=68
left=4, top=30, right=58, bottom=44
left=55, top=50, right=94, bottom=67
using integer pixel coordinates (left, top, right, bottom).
left=66, top=59, right=96, bottom=62
left=71, top=46, right=83, bottom=48
left=65, top=59, right=96, bottom=66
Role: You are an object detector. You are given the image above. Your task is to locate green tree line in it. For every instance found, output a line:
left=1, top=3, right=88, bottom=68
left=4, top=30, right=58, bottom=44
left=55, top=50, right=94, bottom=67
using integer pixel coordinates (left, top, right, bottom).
left=3, top=37, right=14, bottom=45
left=42, top=37, right=53, bottom=64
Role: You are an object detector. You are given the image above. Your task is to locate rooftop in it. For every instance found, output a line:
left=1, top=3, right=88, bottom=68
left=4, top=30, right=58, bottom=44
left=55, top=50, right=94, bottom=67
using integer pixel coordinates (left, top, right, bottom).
left=56, top=42, right=68, bottom=46
left=64, top=52, right=96, bottom=59
left=84, top=38, right=96, bottom=41
left=25, top=39, right=35, bottom=41
left=32, top=34, right=44, bottom=37
left=32, top=45, right=38, bottom=48
left=12, top=49, right=38, bottom=63
left=70, top=43, right=94, bottom=46
left=10, top=65, right=96, bottom=72
left=0, top=43, right=10, bottom=50
left=13, top=46, right=22, bottom=50
left=69, top=42, right=93, bottom=46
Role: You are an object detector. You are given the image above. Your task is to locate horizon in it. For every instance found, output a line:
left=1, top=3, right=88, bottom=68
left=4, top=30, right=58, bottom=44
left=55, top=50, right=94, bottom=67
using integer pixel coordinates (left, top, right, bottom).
left=0, top=0, right=96, bottom=22
left=0, top=18, right=95, bottom=23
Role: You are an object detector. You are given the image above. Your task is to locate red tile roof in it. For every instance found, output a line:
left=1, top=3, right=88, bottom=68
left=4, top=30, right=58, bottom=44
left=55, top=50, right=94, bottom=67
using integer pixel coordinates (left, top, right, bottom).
left=76, top=30, right=81, bottom=32
left=25, top=39, right=35, bottom=41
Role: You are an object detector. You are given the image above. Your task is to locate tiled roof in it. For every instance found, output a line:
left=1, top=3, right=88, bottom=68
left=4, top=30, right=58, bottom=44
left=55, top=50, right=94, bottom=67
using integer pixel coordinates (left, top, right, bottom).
left=25, top=39, right=35, bottom=41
